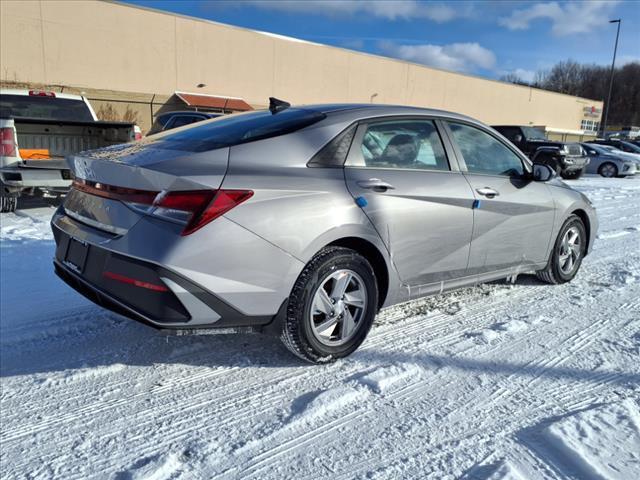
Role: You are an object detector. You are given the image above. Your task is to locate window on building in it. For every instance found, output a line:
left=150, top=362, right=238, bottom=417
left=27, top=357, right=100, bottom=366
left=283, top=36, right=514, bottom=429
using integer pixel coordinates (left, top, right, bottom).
left=581, top=119, right=600, bottom=132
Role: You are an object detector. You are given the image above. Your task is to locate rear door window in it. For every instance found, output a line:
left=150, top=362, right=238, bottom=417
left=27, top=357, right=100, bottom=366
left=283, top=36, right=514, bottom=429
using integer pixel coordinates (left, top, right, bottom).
left=349, top=119, right=449, bottom=171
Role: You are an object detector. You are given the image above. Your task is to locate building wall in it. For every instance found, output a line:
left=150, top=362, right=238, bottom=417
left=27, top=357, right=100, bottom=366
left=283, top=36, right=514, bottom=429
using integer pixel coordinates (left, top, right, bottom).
left=1, top=0, right=603, bottom=134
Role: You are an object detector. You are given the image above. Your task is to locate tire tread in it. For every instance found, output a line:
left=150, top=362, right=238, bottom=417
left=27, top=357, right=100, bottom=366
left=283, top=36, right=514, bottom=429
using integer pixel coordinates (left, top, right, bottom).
left=280, top=246, right=375, bottom=363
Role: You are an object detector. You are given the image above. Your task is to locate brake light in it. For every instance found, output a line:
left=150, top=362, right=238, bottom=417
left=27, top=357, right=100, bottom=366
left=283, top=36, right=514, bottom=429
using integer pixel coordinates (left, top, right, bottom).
left=71, top=179, right=252, bottom=235
left=0, top=128, right=17, bottom=157
left=29, top=90, right=56, bottom=97
left=166, top=189, right=254, bottom=236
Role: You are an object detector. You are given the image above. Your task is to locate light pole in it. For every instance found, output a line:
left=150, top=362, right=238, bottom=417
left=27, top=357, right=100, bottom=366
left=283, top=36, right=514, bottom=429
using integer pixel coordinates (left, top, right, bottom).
left=601, top=19, right=621, bottom=137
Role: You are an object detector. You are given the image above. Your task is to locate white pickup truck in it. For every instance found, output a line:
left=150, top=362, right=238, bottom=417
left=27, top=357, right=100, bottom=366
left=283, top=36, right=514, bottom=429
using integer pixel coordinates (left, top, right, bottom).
left=0, top=89, right=140, bottom=212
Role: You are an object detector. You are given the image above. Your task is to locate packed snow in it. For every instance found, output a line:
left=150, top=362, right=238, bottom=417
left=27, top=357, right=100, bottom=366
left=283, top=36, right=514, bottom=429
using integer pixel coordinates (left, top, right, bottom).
left=1, top=176, right=639, bottom=479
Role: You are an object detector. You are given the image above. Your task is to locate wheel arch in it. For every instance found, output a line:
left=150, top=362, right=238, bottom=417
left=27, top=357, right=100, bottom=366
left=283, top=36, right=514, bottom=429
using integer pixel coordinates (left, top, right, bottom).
left=325, top=237, right=389, bottom=310
left=570, top=208, right=591, bottom=255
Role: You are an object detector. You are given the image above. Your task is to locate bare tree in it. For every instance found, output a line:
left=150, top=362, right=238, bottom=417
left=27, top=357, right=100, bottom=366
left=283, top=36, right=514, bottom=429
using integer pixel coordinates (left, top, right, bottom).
left=499, top=72, right=531, bottom=86
left=502, top=60, right=640, bottom=126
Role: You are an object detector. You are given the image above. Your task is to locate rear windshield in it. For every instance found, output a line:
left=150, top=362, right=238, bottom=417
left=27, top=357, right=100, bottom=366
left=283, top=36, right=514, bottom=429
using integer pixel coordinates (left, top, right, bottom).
left=147, top=108, right=327, bottom=152
left=0, top=94, right=94, bottom=122
left=521, top=126, right=546, bottom=140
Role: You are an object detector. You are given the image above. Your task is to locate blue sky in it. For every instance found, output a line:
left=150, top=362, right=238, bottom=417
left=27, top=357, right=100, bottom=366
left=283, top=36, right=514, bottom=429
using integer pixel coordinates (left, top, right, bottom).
left=123, top=0, right=639, bottom=82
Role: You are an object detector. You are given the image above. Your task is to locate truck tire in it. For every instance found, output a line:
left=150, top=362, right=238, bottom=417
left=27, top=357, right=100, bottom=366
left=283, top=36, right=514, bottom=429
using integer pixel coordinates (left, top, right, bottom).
left=0, top=194, right=18, bottom=213
left=561, top=169, right=583, bottom=180
left=547, top=159, right=562, bottom=176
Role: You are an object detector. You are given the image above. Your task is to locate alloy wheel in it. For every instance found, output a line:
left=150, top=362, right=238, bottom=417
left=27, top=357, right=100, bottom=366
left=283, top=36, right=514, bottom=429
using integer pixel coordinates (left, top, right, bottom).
left=309, top=269, right=367, bottom=347
left=600, top=164, right=616, bottom=177
left=558, top=226, right=581, bottom=274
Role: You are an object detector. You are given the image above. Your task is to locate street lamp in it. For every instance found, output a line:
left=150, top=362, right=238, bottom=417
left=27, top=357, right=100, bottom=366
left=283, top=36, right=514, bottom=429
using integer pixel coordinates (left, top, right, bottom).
left=601, top=19, right=621, bottom=138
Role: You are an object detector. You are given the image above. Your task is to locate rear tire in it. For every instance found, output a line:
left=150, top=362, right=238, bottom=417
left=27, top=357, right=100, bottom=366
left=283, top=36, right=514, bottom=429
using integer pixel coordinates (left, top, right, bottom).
left=536, top=215, right=586, bottom=284
left=0, top=192, right=17, bottom=213
left=598, top=162, right=618, bottom=178
left=561, top=169, right=583, bottom=180
left=281, top=247, right=378, bottom=363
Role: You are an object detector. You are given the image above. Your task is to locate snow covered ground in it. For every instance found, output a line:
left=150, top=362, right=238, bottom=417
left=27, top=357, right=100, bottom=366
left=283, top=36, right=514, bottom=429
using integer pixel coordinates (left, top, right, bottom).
left=1, top=176, right=639, bottom=479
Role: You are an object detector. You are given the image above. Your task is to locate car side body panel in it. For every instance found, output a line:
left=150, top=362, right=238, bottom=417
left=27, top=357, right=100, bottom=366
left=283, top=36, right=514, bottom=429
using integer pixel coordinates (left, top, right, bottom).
left=50, top=104, right=598, bottom=333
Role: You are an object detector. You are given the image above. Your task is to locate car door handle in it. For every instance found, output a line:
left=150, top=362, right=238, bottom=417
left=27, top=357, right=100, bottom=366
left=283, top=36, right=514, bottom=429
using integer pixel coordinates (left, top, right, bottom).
left=476, top=187, right=499, bottom=198
left=357, top=178, right=395, bottom=191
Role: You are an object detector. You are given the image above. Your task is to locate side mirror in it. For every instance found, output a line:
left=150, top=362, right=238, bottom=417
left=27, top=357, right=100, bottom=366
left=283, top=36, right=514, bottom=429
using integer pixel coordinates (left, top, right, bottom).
left=514, top=134, right=523, bottom=143
left=532, top=163, right=555, bottom=182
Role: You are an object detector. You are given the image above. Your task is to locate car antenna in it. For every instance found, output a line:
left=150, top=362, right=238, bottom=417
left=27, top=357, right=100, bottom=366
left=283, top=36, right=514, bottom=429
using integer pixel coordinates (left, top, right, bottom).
left=269, top=97, right=290, bottom=114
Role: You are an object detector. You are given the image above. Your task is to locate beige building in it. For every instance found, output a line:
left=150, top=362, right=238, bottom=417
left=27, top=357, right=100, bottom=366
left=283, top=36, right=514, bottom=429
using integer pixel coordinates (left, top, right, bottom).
left=1, top=0, right=603, bottom=138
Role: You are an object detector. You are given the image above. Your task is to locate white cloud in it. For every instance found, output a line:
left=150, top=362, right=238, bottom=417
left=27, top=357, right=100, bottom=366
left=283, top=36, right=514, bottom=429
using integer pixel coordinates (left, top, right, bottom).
left=243, top=1, right=459, bottom=22
left=380, top=41, right=497, bottom=73
left=500, top=68, right=537, bottom=83
left=499, top=1, right=619, bottom=35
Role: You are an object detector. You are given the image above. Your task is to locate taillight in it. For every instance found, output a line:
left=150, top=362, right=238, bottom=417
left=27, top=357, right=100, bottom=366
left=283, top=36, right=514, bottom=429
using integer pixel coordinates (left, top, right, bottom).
left=72, top=179, right=158, bottom=204
left=71, top=179, right=252, bottom=235
left=0, top=128, right=17, bottom=157
left=161, top=189, right=254, bottom=236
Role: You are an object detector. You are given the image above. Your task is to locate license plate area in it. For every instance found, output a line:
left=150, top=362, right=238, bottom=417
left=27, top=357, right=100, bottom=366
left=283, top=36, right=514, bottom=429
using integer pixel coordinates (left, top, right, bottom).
left=64, top=238, right=89, bottom=273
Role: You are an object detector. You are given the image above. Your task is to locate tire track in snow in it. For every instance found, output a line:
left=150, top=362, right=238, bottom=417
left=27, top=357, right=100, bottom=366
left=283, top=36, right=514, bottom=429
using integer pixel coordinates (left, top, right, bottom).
left=228, top=279, right=637, bottom=478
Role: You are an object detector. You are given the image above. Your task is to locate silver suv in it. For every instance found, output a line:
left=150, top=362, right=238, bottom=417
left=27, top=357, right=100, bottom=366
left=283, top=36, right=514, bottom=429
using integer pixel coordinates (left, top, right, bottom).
left=51, top=102, right=597, bottom=363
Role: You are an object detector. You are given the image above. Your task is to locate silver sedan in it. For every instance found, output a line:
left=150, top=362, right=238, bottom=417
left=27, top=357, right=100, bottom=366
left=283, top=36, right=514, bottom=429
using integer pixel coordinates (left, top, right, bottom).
left=51, top=102, right=598, bottom=362
left=581, top=143, right=638, bottom=177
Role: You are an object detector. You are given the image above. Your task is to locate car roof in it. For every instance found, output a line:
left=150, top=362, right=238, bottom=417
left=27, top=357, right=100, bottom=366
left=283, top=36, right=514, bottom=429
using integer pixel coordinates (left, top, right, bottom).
left=300, top=103, right=480, bottom=124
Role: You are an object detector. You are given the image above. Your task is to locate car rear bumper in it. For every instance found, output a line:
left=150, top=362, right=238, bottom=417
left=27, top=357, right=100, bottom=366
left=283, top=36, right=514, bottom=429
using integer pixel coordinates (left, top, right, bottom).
left=1, top=162, right=72, bottom=192
left=53, top=227, right=282, bottom=331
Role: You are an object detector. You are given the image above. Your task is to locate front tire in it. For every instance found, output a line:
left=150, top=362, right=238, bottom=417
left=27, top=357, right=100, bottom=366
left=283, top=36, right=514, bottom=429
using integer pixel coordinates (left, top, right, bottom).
left=598, top=162, right=618, bottom=178
left=536, top=215, right=586, bottom=284
left=281, top=247, right=378, bottom=363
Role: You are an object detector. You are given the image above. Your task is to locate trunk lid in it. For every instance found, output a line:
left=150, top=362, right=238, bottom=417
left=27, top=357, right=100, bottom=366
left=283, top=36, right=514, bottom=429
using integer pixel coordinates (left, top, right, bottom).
left=63, top=141, right=230, bottom=235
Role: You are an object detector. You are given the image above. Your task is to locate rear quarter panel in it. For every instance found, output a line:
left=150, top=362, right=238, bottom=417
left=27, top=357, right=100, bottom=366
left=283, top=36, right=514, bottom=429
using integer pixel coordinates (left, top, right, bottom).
left=221, top=122, right=405, bottom=307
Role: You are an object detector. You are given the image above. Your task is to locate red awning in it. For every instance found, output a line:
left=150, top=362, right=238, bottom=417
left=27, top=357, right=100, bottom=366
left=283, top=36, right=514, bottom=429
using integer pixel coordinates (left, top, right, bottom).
left=175, top=91, right=253, bottom=111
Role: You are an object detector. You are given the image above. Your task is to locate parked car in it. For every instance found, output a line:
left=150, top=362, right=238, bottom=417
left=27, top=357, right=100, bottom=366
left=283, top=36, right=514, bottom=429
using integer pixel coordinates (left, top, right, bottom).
left=0, top=89, right=138, bottom=212
left=492, top=125, right=589, bottom=179
left=51, top=102, right=597, bottom=363
left=581, top=143, right=637, bottom=177
left=147, top=111, right=222, bottom=136
left=589, top=139, right=640, bottom=154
